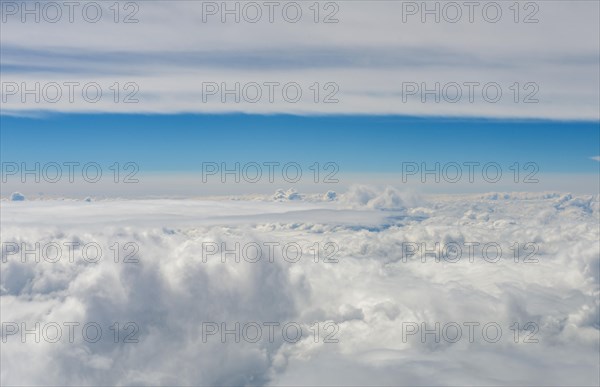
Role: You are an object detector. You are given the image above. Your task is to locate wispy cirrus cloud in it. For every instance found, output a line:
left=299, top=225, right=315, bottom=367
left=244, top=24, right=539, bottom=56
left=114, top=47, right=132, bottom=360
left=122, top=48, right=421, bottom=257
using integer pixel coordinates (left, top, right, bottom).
left=1, top=1, right=599, bottom=119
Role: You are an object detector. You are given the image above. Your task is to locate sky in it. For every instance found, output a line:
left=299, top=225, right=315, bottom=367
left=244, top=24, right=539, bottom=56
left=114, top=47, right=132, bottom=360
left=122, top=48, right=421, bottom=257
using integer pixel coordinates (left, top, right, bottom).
left=1, top=0, right=599, bottom=195
left=1, top=114, right=599, bottom=174
left=1, top=3, right=599, bottom=386
left=1, top=113, right=598, bottom=196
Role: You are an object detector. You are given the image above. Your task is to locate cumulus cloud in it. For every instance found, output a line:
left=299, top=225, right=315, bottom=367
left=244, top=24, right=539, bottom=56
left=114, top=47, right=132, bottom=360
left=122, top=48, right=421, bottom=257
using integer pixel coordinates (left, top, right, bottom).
left=340, top=185, right=422, bottom=210
left=272, top=188, right=303, bottom=201
left=590, top=156, right=600, bottom=162
left=323, top=191, right=337, bottom=201
left=1, top=188, right=598, bottom=385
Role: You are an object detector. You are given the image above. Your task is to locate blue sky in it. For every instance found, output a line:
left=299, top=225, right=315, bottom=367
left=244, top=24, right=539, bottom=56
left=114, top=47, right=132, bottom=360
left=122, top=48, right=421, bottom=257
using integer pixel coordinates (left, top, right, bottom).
left=1, top=114, right=599, bottom=174
left=1, top=2, right=599, bottom=195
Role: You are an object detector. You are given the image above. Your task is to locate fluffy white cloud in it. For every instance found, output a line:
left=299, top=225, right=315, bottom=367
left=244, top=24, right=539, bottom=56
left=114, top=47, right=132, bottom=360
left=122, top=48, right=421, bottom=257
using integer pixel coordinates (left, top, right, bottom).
left=1, top=188, right=598, bottom=385
left=273, top=188, right=303, bottom=201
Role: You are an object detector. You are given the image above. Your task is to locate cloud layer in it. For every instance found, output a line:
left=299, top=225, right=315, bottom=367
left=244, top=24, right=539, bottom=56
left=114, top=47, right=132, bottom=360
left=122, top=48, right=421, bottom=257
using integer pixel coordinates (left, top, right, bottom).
left=1, top=188, right=599, bottom=385
left=1, top=1, right=599, bottom=119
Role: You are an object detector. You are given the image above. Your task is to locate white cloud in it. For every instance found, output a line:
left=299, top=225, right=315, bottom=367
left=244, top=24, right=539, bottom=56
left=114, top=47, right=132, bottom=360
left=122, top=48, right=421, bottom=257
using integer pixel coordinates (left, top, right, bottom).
left=1, top=189, right=598, bottom=385
left=272, top=188, right=303, bottom=201
left=590, top=156, right=600, bottom=162
left=1, top=2, right=599, bottom=119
